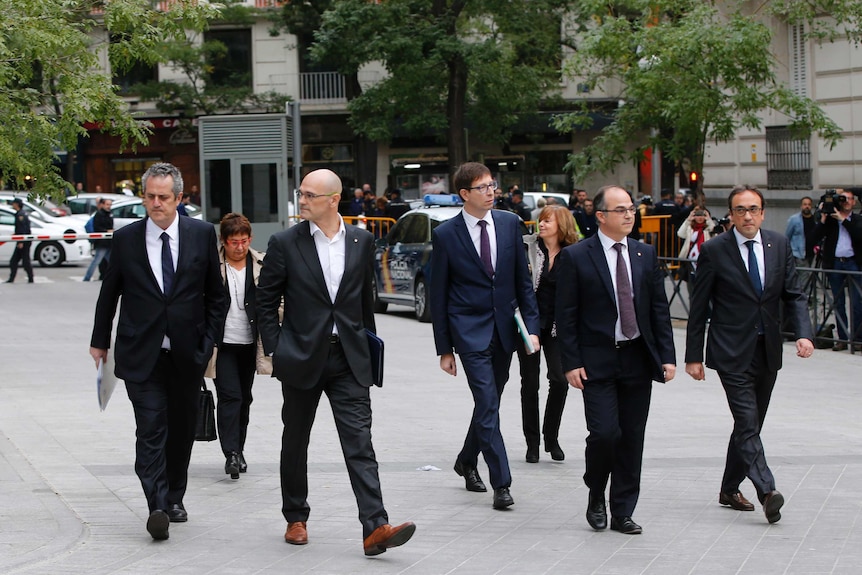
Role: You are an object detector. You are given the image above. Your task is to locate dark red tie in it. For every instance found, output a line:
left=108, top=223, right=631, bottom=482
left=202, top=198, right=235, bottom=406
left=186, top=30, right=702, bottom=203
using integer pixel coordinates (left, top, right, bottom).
left=614, top=243, right=637, bottom=339
left=478, top=220, right=494, bottom=277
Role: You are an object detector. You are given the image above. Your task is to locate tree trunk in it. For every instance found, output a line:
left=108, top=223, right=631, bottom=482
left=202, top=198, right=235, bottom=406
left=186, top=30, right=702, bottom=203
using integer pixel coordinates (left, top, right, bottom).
left=447, top=53, right=468, bottom=180
left=345, top=72, right=377, bottom=191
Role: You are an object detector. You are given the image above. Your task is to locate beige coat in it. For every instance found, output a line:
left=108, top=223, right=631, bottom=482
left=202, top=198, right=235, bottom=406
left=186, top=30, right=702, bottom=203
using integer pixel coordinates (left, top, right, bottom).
left=205, top=246, right=275, bottom=378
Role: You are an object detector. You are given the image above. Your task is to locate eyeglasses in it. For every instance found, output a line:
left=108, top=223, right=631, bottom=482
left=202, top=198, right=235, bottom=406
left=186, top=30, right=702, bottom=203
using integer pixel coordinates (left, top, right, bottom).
left=464, top=180, right=499, bottom=194
left=297, top=190, right=339, bottom=200
left=601, top=206, right=637, bottom=216
left=225, top=238, right=250, bottom=248
left=731, top=206, right=762, bottom=216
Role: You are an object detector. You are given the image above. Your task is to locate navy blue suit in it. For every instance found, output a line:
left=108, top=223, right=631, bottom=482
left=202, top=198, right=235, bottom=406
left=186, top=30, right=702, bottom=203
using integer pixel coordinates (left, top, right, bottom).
left=430, top=210, right=539, bottom=489
left=555, top=233, right=675, bottom=518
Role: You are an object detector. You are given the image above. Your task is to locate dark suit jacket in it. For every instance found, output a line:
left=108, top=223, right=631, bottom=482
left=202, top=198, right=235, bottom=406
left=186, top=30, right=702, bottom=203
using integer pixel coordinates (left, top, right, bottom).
left=430, top=210, right=539, bottom=355
left=90, top=216, right=227, bottom=382
left=555, top=234, right=675, bottom=382
left=811, top=214, right=862, bottom=269
left=685, top=229, right=813, bottom=373
left=256, top=220, right=377, bottom=389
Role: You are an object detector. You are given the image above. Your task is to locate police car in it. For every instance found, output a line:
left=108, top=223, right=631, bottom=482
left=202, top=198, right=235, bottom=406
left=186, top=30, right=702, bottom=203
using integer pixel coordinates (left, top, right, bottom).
left=373, top=194, right=528, bottom=322
left=372, top=194, right=464, bottom=322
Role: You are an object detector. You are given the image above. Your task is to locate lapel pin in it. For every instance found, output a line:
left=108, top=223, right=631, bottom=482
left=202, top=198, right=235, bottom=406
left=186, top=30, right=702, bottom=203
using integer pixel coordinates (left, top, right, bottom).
left=767, top=243, right=772, bottom=248
left=353, top=238, right=358, bottom=243
left=637, top=252, right=642, bottom=257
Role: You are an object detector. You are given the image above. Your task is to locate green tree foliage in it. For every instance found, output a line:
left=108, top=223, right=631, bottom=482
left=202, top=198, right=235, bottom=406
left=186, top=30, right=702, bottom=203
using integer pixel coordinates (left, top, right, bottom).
left=554, top=0, right=843, bottom=190
left=0, top=0, right=217, bottom=198
left=300, top=0, right=573, bottom=174
left=135, top=0, right=289, bottom=126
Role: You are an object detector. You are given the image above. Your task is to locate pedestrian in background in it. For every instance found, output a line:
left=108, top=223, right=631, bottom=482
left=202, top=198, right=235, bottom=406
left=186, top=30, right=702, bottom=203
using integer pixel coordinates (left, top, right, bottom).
left=6, top=198, right=33, bottom=284
left=83, top=197, right=114, bottom=282
left=206, top=213, right=270, bottom=480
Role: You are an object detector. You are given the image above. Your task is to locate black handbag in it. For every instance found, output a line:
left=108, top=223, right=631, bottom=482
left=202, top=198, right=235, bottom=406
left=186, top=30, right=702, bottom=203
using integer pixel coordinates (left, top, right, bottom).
left=196, top=381, right=217, bottom=442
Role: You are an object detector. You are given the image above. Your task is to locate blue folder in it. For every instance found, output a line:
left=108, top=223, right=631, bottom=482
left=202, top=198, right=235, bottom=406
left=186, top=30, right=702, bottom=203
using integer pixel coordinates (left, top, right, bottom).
left=366, top=329, right=384, bottom=387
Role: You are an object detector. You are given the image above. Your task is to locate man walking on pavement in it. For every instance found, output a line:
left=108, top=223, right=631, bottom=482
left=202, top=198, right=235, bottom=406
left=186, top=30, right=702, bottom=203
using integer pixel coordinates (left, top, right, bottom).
left=685, top=185, right=814, bottom=524
left=6, top=198, right=34, bottom=283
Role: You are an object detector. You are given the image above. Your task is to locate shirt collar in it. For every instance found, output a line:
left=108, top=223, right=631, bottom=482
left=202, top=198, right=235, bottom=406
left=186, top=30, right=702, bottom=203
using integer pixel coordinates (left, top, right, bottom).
left=597, top=229, right=625, bottom=251
left=732, top=228, right=762, bottom=247
left=462, top=209, right=492, bottom=228
left=147, top=212, right=180, bottom=239
left=309, top=216, right=346, bottom=241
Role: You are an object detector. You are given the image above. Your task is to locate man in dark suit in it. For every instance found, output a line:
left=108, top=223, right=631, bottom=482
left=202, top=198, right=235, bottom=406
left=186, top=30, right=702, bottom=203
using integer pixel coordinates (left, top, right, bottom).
left=685, top=185, right=814, bottom=524
left=430, top=162, right=540, bottom=510
left=89, top=163, right=227, bottom=540
left=256, top=169, right=415, bottom=556
left=555, top=185, right=676, bottom=535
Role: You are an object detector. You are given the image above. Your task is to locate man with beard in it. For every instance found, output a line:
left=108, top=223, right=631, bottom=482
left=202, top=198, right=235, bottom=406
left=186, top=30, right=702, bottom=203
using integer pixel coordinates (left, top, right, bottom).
left=785, top=196, right=815, bottom=270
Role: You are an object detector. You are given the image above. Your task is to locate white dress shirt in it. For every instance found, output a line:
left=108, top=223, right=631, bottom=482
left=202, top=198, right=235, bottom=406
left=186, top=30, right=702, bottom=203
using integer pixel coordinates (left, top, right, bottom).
left=146, top=214, right=180, bottom=349
left=733, top=228, right=765, bottom=288
left=310, top=217, right=346, bottom=335
left=597, top=230, right=641, bottom=342
left=461, top=209, right=497, bottom=272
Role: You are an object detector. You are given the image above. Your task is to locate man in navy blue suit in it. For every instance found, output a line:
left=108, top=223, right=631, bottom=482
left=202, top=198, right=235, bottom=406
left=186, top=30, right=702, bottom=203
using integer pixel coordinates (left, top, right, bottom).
left=430, top=162, right=540, bottom=510
left=556, top=185, right=676, bottom=535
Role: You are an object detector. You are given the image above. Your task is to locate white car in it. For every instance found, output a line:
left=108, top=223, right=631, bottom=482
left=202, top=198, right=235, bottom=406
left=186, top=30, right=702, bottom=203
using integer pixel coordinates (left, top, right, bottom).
left=0, top=191, right=72, bottom=226
left=70, top=197, right=202, bottom=229
left=0, top=205, right=91, bottom=267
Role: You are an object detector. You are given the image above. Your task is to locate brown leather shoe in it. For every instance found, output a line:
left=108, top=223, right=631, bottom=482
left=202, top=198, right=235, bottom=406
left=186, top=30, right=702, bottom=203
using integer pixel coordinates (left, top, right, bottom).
left=363, top=521, right=416, bottom=556
left=284, top=521, right=308, bottom=545
left=719, top=491, right=755, bottom=511
left=762, top=490, right=784, bottom=524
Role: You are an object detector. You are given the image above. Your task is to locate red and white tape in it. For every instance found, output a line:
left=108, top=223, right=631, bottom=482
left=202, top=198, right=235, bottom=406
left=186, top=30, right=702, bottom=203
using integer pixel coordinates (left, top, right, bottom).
left=0, top=232, right=113, bottom=242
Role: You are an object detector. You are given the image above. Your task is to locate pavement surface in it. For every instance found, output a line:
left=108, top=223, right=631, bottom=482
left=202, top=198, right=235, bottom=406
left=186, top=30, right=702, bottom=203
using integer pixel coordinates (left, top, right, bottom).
left=1, top=264, right=861, bottom=574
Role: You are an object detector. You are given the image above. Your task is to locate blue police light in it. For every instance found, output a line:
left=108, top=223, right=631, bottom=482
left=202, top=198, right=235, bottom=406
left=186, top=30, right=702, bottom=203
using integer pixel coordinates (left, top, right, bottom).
left=423, top=193, right=463, bottom=207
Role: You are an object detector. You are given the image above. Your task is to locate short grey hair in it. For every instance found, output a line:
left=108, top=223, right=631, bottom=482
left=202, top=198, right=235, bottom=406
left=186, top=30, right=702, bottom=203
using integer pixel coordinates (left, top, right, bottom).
left=142, top=163, right=184, bottom=198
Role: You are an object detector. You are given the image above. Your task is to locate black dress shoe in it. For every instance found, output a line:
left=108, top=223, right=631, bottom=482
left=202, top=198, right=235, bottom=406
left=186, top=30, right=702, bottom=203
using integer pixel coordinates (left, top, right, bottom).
left=225, top=452, right=240, bottom=479
left=492, top=487, right=514, bottom=509
left=146, top=510, right=170, bottom=540
left=167, top=503, right=188, bottom=523
left=762, top=490, right=784, bottom=524
left=545, top=442, right=565, bottom=461
left=238, top=452, right=248, bottom=473
left=610, top=516, right=642, bottom=534
left=719, top=491, right=755, bottom=511
left=526, top=446, right=539, bottom=463
left=586, top=494, right=607, bottom=530
left=453, top=460, right=487, bottom=492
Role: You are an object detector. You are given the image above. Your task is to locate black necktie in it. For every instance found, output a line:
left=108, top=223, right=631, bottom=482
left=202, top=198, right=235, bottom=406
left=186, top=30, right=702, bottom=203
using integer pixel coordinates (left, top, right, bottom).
left=478, top=220, right=494, bottom=277
left=745, top=240, right=762, bottom=296
left=160, top=232, right=174, bottom=295
left=613, top=243, right=638, bottom=339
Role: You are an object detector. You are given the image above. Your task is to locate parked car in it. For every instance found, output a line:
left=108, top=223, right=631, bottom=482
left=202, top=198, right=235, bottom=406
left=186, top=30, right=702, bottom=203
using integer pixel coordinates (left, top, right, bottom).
left=69, top=196, right=202, bottom=229
left=373, top=194, right=528, bottom=322
left=0, top=205, right=91, bottom=267
left=521, top=191, right=572, bottom=212
left=0, top=191, right=71, bottom=225
left=66, top=193, right=133, bottom=217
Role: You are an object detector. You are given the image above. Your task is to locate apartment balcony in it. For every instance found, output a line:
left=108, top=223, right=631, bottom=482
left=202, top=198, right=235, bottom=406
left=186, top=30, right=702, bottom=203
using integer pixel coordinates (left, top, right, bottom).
left=261, top=71, right=382, bottom=107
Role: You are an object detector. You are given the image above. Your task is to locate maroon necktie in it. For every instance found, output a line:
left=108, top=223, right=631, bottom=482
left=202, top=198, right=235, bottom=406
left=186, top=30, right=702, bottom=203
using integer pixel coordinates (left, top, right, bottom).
left=478, top=220, right=494, bottom=277
left=613, top=243, right=637, bottom=339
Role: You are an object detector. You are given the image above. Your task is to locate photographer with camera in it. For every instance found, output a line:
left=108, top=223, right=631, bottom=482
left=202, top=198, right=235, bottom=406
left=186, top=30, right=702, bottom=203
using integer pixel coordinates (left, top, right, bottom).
left=811, top=189, right=862, bottom=351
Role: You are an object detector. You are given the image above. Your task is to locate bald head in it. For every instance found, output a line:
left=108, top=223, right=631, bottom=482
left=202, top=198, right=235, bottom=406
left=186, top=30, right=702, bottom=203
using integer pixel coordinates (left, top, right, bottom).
left=298, top=169, right=344, bottom=230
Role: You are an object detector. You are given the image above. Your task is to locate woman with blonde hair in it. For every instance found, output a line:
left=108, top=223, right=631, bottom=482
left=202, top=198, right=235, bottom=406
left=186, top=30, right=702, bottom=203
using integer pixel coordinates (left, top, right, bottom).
left=520, top=205, right=579, bottom=462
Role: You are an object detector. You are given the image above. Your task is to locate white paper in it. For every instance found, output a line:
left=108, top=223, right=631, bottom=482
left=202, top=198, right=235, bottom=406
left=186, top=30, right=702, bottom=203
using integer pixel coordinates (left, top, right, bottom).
left=97, top=354, right=118, bottom=411
left=514, top=307, right=537, bottom=354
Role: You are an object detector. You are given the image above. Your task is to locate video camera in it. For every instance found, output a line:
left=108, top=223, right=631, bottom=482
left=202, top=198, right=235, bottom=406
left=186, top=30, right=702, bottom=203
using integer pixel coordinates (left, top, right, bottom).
left=820, top=189, right=847, bottom=215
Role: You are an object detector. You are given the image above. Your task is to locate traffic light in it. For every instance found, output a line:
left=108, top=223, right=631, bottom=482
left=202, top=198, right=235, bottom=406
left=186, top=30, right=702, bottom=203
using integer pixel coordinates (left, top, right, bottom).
left=688, top=171, right=699, bottom=189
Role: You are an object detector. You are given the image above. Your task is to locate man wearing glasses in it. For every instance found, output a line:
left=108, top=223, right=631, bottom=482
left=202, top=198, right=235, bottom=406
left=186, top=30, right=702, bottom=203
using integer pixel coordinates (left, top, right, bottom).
left=555, top=185, right=676, bottom=535
left=685, top=185, right=814, bottom=524
left=811, top=189, right=862, bottom=351
left=430, top=162, right=540, bottom=510
left=256, top=168, right=415, bottom=556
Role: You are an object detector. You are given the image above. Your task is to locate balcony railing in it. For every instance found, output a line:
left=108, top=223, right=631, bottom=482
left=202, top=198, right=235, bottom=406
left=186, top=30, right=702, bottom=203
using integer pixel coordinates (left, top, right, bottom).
left=262, top=71, right=382, bottom=104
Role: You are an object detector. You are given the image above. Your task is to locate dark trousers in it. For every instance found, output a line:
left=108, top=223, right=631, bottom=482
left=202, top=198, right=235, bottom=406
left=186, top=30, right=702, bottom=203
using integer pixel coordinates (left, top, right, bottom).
left=718, top=338, right=777, bottom=500
left=9, top=243, right=33, bottom=281
left=458, top=331, right=513, bottom=490
left=280, top=342, right=387, bottom=538
left=827, top=259, right=862, bottom=342
left=125, top=351, right=200, bottom=512
left=581, top=341, right=652, bottom=518
left=518, top=328, right=569, bottom=449
left=213, top=343, right=256, bottom=456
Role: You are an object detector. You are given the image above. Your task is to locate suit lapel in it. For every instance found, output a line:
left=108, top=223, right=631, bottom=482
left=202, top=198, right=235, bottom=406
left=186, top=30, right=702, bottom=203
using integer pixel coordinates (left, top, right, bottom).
left=722, top=231, right=759, bottom=298
left=335, top=226, right=360, bottom=303
left=138, top=218, right=164, bottom=297
left=453, top=213, right=488, bottom=275
left=761, top=231, right=780, bottom=294
left=627, top=238, right=646, bottom=302
left=586, top=235, right=615, bottom=303
left=491, top=211, right=510, bottom=269
left=297, top=221, right=329, bottom=295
